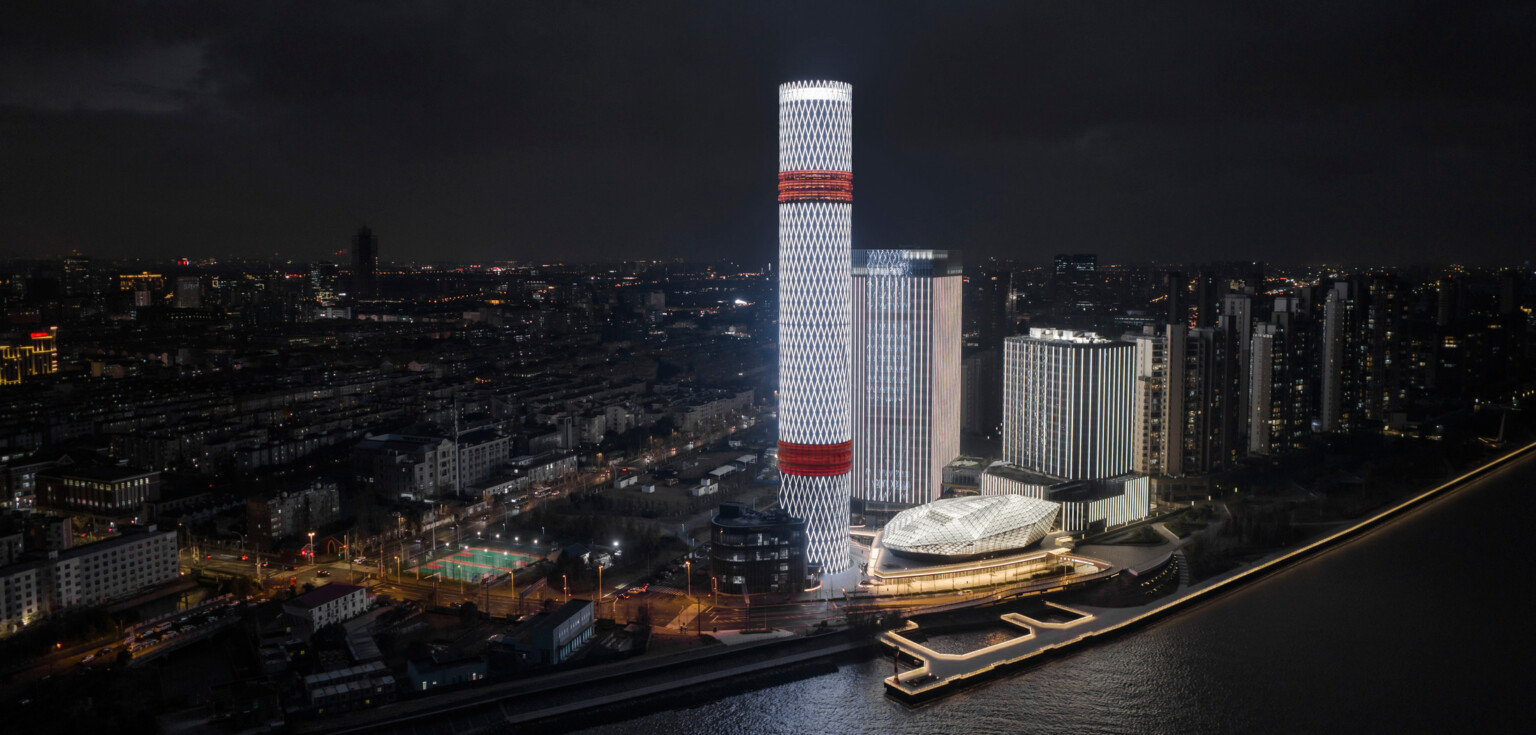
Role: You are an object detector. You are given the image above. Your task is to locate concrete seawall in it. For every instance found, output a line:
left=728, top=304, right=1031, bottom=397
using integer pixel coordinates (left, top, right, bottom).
left=311, top=630, right=870, bottom=735
left=884, top=439, right=1536, bottom=704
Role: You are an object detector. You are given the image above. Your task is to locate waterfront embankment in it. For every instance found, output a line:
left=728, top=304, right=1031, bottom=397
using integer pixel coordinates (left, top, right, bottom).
left=883, top=439, right=1536, bottom=703
left=307, top=629, right=869, bottom=735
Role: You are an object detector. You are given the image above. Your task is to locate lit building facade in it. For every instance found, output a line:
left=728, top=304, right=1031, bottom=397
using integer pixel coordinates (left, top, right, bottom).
left=1, top=525, right=178, bottom=637
left=1003, top=329, right=1135, bottom=480
left=851, top=249, right=962, bottom=522
left=0, top=327, right=57, bottom=386
left=777, top=80, right=854, bottom=572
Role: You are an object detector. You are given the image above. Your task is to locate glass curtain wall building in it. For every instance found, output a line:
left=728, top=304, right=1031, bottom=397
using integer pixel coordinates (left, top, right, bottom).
left=851, top=249, right=963, bottom=524
left=777, top=80, right=854, bottom=572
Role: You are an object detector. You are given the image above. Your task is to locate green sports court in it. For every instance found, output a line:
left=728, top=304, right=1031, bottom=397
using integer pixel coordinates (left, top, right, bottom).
left=416, top=547, right=539, bottom=583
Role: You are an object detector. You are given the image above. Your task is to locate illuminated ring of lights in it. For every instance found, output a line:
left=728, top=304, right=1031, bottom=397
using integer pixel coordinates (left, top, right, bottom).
left=778, top=440, right=853, bottom=477
left=778, top=170, right=853, bottom=203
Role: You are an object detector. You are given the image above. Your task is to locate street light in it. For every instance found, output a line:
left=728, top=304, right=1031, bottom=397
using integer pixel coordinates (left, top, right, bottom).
left=684, top=560, right=692, bottom=634
left=562, top=573, right=569, bottom=603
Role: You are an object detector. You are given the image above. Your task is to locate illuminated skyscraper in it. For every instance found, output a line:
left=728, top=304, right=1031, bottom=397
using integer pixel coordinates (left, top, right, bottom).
left=1002, top=328, right=1134, bottom=480
left=851, top=249, right=962, bottom=523
left=777, top=80, right=853, bottom=572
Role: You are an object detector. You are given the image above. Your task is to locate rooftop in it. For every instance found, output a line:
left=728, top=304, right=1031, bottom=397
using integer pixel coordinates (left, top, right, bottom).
left=984, top=462, right=1063, bottom=486
left=287, top=583, right=365, bottom=609
left=40, top=465, right=158, bottom=482
left=1019, top=327, right=1115, bottom=344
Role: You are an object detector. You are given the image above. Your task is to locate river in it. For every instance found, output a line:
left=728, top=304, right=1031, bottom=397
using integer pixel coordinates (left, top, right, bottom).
left=573, top=450, right=1533, bottom=734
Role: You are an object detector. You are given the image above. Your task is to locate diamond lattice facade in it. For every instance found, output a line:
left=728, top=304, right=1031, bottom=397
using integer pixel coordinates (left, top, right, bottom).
left=778, top=80, right=854, bottom=572
left=880, top=495, right=1059, bottom=561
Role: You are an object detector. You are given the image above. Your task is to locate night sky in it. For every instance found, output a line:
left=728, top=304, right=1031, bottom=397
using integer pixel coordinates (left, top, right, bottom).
left=2, top=1, right=1532, bottom=266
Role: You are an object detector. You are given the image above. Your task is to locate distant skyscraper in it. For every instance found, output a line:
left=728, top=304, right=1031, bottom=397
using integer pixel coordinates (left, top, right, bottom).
left=311, top=261, right=340, bottom=302
left=1161, top=270, right=1185, bottom=326
left=1219, top=293, right=1253, bottom=447
left=1053, top=253, right=1098, bottom=316
left=1195, top=271, right=1219, bottom=328
left=1320, top=282, right=1353, bottom=431
left=851, top=249, right=962, bottom=522
left=174, top=276, right=202, bottom=309
left=1003, top=328, right=1134, bottom=480
left=61, top=257, right=92, bottom=299
left=1498, top=270, right=1523, bottom=316
left=1130, top=324, right=1185, bottom=477
left=352, top=226, right=378, bottom=300
left=777, top=80, right=853, bottom=572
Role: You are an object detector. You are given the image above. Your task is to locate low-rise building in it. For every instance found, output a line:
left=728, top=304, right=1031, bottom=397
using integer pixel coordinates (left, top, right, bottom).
left=506, top=599, right=594, bottom=666
left=1, top=524, right=178, bottom=637
left=407, top=654, right=488, bottom=691
left=35, top=465, right=160, bottom=520
left=248, top=481, right=342, bottom=551
left=709, top=502, right=808, bottom=595
left=302, top=660, right=396, bottom=711
left=283, top=583, right=368, bottom=635
left=509, top=450, right=577, bottom=485
left=353, top=434, right=455, bottom=500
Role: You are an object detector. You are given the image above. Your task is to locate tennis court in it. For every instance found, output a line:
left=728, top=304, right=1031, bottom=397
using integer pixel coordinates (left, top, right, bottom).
left=416, top=547, right=539, bottom=582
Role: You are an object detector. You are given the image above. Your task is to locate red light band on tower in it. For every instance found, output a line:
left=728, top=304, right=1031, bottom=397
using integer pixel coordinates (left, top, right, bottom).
left=777, top=170, right=853, bottom=203
left=778, top=440, right=854, bottom=477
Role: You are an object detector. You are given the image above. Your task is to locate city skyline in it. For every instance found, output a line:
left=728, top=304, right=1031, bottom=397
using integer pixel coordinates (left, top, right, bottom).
left=2, top=5, right=1534, bottom=732
left=1, top=2, right=1532, bottom=266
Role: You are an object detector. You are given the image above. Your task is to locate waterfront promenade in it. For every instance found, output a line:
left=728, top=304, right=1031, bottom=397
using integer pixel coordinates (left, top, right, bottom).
left=883, top=439, right=1536, bottom=702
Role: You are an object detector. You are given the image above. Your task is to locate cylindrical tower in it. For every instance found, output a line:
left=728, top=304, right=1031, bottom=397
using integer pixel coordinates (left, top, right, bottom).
left=777, top=80, right=853, bottom=573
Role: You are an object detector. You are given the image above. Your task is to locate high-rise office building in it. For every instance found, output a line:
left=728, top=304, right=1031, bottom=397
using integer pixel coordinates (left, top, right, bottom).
left=1053, top=253, right=1098, bottom=318
left=174, top=276, right=202, bottom=308
left=988, top=328, right=1147, bottom=533
left=352, top=226, right=379, bottom=300
left=776, top=80, right=853, bottom=572
left=851, top=249, right=963, bottom=522
left=61, top=257, right=92, bottom=299
left=1002, top=329, right=1135, bottom=480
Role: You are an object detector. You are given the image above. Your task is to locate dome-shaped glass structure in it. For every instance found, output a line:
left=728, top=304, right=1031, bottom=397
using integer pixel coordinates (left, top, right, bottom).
left=881, top=495, right=1059, bottom=561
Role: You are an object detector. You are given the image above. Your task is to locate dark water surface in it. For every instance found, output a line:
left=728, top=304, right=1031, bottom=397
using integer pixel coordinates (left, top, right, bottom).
left=574, top=451, right=1533, bottom=734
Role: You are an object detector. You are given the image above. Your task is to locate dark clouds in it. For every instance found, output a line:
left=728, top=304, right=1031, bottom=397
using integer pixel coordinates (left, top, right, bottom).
left=0, top=0, right=1532, bottom=265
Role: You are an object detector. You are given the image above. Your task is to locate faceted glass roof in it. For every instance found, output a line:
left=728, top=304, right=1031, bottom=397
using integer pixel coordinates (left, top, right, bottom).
left=881, top=495, right=1059, bottom=559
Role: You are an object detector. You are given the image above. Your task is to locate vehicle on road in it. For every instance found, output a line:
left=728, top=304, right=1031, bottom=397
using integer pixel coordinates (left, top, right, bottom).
left=81, top=654, right=95, bottom=664
left=316, top=570, right=331, bottom=578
